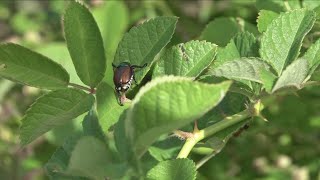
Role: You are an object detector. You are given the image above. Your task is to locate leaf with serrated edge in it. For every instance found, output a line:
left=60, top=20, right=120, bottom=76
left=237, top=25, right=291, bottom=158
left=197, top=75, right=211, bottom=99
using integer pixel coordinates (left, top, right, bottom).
left=257, top=10, right=279, bottom=33
left=0, top=43, right=69, bottom=89
left=125, top=76, right=231, bottom=157
left=213, top=31, right=258, bottom=69
left=114, top=17, right=178, bottom=84
left=64, top=1, right=106, bottom=88
left=146, top=159, right=196, bottom=180
left=260, top=9, right=316, bottom=75
left=148, top=138, right=183, bottom=161
left=272, top=58, right=309, bottom=92
left=20, top=88, right=94, bottom=145
left=96, top=82, right=128, bottom=133
left=36, top=43, right=83, bottom=86
left=153, top=40, right=217, bottom=78
left=303, top=39, right=320, bottom=75
left=209, top=57, right=271, bottom=83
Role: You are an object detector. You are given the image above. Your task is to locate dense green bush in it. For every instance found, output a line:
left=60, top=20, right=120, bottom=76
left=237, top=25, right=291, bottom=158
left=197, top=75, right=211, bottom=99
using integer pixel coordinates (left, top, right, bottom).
left=0, top=0, right=320, bottom=179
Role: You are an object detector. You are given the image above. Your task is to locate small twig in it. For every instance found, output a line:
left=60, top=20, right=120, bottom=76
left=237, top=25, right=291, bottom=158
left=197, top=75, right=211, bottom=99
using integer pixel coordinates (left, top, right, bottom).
left=283, top=1, right=292, bottom=11
left=177, top=101, right=264, bottom=159
left=68, top=83, right=94, bottom=93
left=195, top=147, right=224, bottom=169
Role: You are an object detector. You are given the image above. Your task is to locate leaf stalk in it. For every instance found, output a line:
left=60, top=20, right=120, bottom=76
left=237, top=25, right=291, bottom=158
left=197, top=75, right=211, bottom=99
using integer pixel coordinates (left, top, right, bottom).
left=177, top=100, right=263, bottom=158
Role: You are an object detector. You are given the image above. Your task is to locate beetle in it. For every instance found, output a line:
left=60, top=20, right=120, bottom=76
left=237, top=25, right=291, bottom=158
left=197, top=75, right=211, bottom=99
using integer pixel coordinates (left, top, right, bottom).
left=112, top=62, right=147, bottom=95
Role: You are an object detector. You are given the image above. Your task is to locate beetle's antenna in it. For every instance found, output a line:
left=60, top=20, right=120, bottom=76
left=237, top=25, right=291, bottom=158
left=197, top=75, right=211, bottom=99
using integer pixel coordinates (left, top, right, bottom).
left=132, top=63, right=147, bottom=69
left=112, top=63, right=117, bottom=68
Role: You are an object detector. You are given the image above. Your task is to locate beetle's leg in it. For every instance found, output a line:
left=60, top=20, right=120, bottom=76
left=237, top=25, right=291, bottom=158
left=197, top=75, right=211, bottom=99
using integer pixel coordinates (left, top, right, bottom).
left=131, top=63, right=147, bottom=69
left=133, top=76, right=138, bottom=85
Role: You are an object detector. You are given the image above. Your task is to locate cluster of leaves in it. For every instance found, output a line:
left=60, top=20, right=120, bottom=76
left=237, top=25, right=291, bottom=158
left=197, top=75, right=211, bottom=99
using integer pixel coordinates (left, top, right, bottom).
left=1, top=0, right=320, bottom=179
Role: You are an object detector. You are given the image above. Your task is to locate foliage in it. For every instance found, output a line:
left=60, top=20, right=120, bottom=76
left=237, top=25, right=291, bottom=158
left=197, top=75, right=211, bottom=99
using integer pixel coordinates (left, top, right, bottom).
left=0, top=0, right=320, bottom=179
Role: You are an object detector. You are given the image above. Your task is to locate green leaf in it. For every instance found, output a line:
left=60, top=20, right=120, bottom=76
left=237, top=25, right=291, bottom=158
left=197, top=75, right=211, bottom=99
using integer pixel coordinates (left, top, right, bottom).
left=93, top=1, right=128, bottom=86
left=126, top=76, right=231, bottom=156
left=82, top=110, right=106, bottom=142
left=313, top=5, right=320, bottom=19
left=146, top=159, right=196, bottom=180
left=36, top=43, right=83, bottom=86
left=67, top=136, right=125, bottom=179
left=303, top=1, right=320, bottom=9
left=0, top=63, right=5, bottom=70
left=198, top=92, right=247, bottom=129
left=200, top=17, right=240, bottom=47
left=114, top=16, right=178, bottom=84
left=303, top=39, right=320, bottom=75
left=207, top=32, right=260, bottom=95
left=192, top=137, right=225, bottom=155
left=114, top=110, right=134, bottom=162
left=93, top=1, right=128, bottom=61
left=20, top=88, right=95, bottom=145
left=0, top=43, right=69, bottom=89
left=193, top=119, right=249, bottom=156
left=96, top=82, right=128, bottom=132
left=260, top=9, right=316, bottom=75
left=45, top=135, right=88, bottom=180
left=272, top=58, right=309, bottom=92
left=256, top=0, right=285, bottom=13
left=208, top=57, right=271, bottom=83
left=257, top=10, right=279, bottom=33
left=148, top=138, right=183, bottom=161
left=287, top=0, right=302, bottom=10
left=259, top=68, right=277, bottom=93
left=213, top=32, right=259, bottom=69
left=153, top=40, right=217, bottom=78
left=64, top=1, right=106, bottom=88
left=200, top=17, right=258, bottom=47
left=45, top=114, right=84, bottom=146
left=232, top=32, right=259, bottom=57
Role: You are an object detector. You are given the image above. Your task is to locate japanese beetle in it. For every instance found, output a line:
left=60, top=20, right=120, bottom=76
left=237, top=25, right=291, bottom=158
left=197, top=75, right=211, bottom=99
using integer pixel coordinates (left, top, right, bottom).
left=112, top=62, right=147, bottom=104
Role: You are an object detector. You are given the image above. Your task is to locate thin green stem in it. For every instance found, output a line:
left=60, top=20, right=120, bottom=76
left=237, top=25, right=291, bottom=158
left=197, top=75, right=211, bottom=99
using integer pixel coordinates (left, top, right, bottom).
left=177, top=109, right=252, bottom=159
left=283, top=1, right=291, bottom=11
left=196, top=149, right=222, bottom=169
left=68, top=82, right=93, bottom=93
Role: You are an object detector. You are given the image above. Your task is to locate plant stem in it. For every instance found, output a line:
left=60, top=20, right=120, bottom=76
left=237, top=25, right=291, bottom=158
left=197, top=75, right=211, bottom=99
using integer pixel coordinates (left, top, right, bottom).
left=177, top=109, right=252, bottom=158
left=68, top=82, right=93, bottom=93
left=196, top=150, right=221, bottom=169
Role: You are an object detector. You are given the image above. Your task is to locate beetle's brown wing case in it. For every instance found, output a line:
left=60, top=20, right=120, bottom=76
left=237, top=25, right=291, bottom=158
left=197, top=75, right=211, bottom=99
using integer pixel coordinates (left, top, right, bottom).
left=113, top=66, right=132, bottom=87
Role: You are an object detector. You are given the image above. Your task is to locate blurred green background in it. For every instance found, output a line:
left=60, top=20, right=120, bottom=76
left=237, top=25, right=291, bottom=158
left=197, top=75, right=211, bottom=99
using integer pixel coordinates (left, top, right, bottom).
left=0, top=0, right=319, bottom=179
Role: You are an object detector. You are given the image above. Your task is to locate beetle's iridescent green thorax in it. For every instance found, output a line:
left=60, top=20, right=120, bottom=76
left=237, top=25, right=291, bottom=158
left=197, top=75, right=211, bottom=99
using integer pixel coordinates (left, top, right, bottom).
left=118, top=62, right=131, bottom=67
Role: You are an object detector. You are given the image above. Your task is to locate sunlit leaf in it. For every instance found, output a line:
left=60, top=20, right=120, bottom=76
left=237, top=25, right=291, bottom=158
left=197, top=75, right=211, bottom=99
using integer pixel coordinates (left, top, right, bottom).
left=153, top=40, right=217, bottom=78
left=64, top=1, right=106, bottom=88
left=260, top=9, right=316, bottom=75
left=272, top=58, right=309, bottom=92
left=126, top=76, right=231, bottom=156
left=114, top=16, right=178, bottom=84
left=0, top=43, right=69, bottom=89
left=20, top=88, right=94, bottom=145
left=146, top=159, right=196, bottom=180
